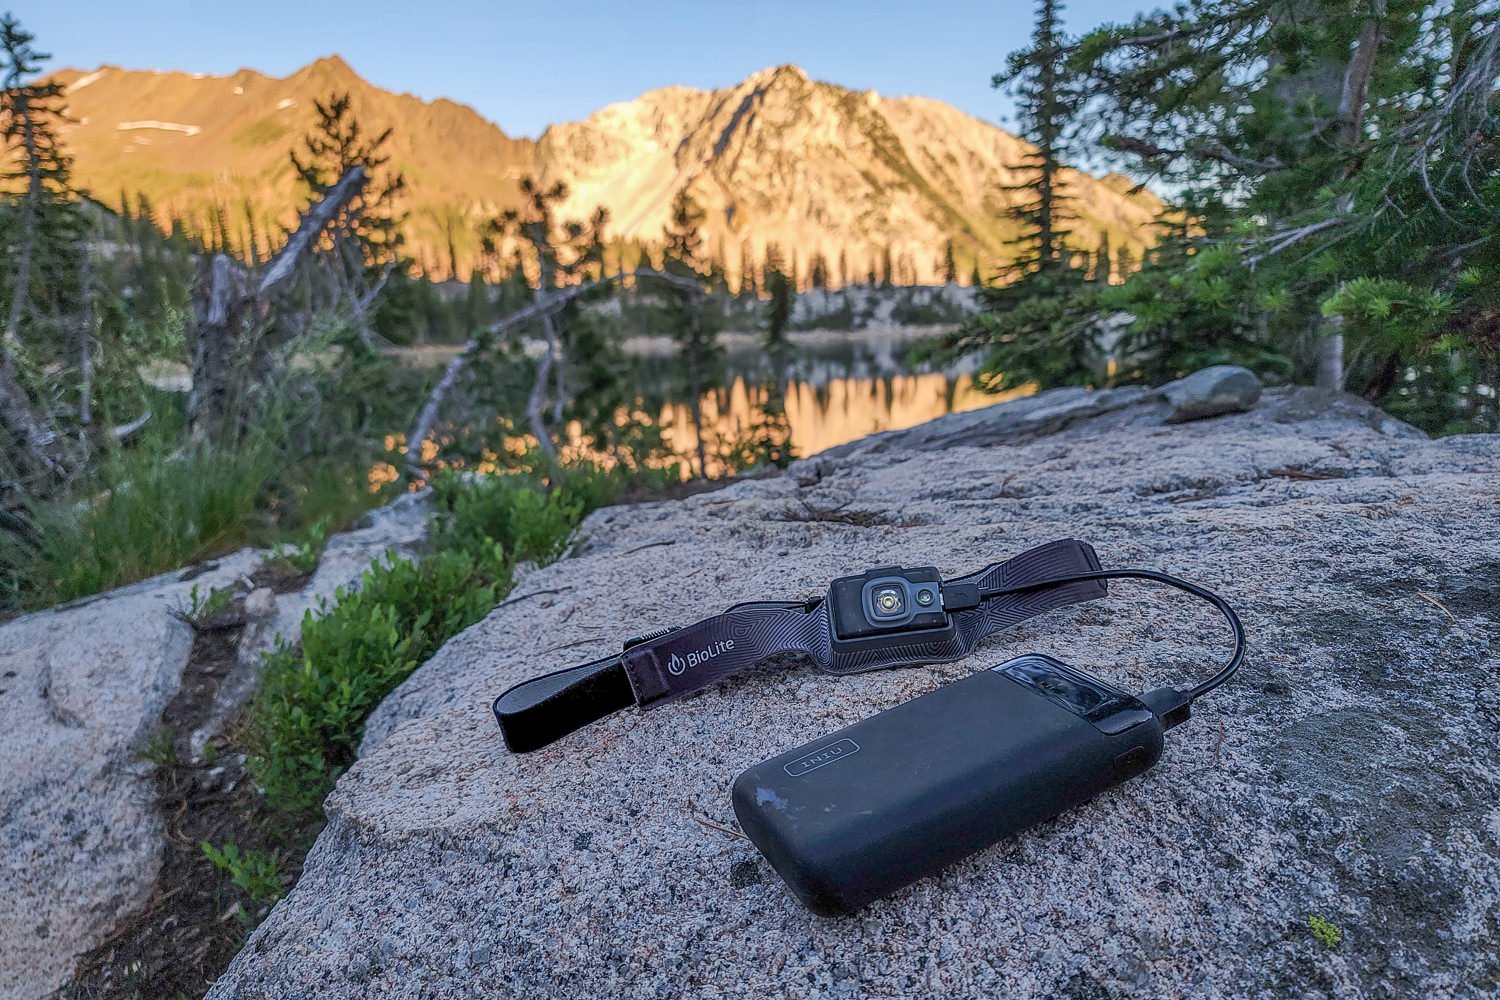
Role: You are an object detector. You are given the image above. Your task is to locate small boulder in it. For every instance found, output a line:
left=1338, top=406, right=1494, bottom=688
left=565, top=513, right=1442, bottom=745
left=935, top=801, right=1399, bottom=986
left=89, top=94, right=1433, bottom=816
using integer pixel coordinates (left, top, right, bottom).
left=242, top=587, right=276, bottom=621
left=1158, top=365, right=1262, bottom=423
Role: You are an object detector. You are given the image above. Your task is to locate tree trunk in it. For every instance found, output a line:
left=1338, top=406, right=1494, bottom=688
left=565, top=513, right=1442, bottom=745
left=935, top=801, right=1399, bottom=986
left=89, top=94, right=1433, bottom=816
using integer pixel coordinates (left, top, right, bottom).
left=0, top=365, right=72, bottom=485
left=686, top=303, right=708, bottom=479
left=1318, top=2, right=1384, bottom=394
left=1316, top=317, right=1345, bottom=392
left=188, top=254, right=252, bottom=442
left=187, top=167, right=367, bottom=443
left=528, top=306, right=559, bottom=461
left=78, top=242, right=94, bottom=427
left=0, top=96, right=82, bottom=486
left=3, top=94, right=40, bottom=375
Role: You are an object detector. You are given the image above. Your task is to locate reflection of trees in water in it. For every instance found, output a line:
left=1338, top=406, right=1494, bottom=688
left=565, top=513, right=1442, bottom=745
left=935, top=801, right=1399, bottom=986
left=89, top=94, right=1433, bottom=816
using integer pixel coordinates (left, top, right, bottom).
left=654, top=372, right=1020, bottom=474
left=417, top=334, right=1013, bottom=480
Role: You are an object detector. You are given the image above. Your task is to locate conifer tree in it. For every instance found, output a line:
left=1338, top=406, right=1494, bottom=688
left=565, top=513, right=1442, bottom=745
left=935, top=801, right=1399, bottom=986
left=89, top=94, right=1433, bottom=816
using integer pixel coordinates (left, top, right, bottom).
left=941, top=240, right=958, bottom=285
left=937, top=0, right=1099, bottom=390
left=0, top=12, right=85, bottom=486
left=1065, top=0, right=1499, bottom=428
left=290, top=91, right=408, bottom=342
left=660, top=187, right=720, bottom=477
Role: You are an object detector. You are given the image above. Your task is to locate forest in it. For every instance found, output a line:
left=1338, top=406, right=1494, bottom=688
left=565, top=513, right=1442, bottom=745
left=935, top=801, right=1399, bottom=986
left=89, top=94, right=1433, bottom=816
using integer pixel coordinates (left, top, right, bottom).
left=2, top=3, right=1495, bottom=612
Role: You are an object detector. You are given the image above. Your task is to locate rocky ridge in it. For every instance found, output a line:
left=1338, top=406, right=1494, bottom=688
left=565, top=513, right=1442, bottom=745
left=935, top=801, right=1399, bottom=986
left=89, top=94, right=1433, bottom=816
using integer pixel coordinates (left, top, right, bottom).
left=52, top=59, right=1159, bottom=281
left=207, top=386, right=1498, bottom=999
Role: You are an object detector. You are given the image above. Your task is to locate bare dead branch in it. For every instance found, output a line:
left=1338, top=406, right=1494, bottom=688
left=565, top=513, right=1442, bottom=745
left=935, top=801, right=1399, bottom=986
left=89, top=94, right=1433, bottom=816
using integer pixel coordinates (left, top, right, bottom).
left=1246, top=216, right=1348, bottom=266
left=401, top=268, right=706, bottom=477
left=111, top=410, right=152, bottom=443
left=258, top=165, right=367, bottom=299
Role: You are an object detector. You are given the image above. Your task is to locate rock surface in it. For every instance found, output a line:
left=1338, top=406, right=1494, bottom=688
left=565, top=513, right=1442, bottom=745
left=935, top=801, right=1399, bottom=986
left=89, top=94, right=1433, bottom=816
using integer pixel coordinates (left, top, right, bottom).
left=0, top=549, right=260, bottom=1000
left=1159, top=364, right=1264, bottom=423
left=0, top=494, right=431, bottom=1000
left=215, top=386, right=1498, bottom=1000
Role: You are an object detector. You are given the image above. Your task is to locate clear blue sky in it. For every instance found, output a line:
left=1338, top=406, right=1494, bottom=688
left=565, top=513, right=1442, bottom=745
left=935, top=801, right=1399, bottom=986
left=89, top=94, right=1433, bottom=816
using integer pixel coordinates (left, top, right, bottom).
left=30, top=0, right=1153, bottom=139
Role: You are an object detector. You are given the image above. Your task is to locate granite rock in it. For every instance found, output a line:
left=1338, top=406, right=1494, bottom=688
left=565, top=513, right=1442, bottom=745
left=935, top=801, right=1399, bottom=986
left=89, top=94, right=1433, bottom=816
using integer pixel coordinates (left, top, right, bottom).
left=0, top=550, right=261, bottom=1000
left=236, top=491, right=433, bottom=666
left=1158, top=364, right=1263, bottom=423
left=0, top=493, right=433, bottom=999
left=212, top=385, right=1499, bottom=999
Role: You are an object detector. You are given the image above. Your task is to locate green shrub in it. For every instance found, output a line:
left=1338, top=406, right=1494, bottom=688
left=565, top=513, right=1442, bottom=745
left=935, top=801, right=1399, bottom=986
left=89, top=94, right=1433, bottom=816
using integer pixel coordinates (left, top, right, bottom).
left=429, top=472, right=582, bottom=565
left=246, top=546, right=510, bottom=811
left=201, top=841, right=284, bottom=905
left=244, top=464, right=634, bottom=813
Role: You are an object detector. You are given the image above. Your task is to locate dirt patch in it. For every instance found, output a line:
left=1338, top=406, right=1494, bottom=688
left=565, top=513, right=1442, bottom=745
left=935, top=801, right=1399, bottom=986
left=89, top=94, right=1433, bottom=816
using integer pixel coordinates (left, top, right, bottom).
left=61, top=618, right=320, bottom=1000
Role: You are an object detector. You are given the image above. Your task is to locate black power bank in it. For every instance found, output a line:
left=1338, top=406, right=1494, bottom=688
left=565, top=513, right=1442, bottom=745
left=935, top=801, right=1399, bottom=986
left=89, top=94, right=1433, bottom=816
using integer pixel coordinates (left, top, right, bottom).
left=731, top=654, right=1167, bottom=915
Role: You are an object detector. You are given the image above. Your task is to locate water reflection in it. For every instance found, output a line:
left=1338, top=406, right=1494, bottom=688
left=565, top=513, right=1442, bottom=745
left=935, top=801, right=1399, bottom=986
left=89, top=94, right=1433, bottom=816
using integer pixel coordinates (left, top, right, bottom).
left=656, top=372, right=1023, bottom=471
left=378, top=329, right=1025, bottom=484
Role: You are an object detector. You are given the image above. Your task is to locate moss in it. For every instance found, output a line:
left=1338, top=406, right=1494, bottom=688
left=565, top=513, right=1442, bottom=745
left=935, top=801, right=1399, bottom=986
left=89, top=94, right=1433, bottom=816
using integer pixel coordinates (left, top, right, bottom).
left=1307, top=914, right=1344, bottom=949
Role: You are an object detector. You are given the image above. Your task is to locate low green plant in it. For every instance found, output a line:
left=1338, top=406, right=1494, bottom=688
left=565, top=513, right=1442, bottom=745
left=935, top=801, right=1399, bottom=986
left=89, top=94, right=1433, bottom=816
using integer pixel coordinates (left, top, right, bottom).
left=429, top=473, right=582, bottom=565
left=200, top=841, right=284, bottom=905
left=244, top=466, right=626, bottom=812
left=172, top=583, right=235, bottom=628
left=1307, top=914, right=1343, bottom=949
left=245, top=460, right=677, bottom=813
left=246, top=546, right=511, bottom=812
left=277, top=518, right=330, bottom=576
left=139, top=725, right=178, bottom=769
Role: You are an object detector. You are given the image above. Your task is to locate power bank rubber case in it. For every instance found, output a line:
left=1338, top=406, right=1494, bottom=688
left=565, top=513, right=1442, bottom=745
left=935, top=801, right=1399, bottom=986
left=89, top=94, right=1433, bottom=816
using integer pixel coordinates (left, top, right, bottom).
left=731, top=653, right=1166, bottom=915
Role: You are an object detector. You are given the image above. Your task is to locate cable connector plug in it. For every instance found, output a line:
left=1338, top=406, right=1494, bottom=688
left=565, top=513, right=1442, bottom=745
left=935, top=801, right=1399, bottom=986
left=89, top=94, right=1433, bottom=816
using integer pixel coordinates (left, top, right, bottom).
left=1140, top=687, right=1192, bottom=731
left=940, top=582, right=981, bottom=612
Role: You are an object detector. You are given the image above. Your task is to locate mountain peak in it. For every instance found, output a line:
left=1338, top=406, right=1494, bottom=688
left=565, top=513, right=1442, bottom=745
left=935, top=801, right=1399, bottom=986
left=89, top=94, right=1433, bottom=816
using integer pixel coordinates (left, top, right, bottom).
left=52, top=57, right=1161, bottom=284
left=308, top=53, right=355, bottom=72
left=294, top=54, right=363, bottom=86
left=745, top=63, right=810, bottom=89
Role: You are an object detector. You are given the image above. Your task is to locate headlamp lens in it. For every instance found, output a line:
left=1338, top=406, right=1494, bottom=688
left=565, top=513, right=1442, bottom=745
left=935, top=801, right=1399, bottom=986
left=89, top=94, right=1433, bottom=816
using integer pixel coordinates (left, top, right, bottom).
left=872, top=586, right=905, bottom=618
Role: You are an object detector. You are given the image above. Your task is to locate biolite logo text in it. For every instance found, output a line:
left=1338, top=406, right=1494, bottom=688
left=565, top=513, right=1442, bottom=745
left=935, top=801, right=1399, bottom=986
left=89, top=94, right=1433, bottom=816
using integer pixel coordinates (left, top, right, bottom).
left=665, top=638, right=736, bottom=676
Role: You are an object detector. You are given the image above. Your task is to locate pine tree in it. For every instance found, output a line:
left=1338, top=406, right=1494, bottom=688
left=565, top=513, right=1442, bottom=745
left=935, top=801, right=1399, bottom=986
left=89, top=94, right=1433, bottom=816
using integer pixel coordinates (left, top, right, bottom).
left=660, top=187, right=720, bottom=477
left=941, top=240, right=958, bottom=285
left=937, top=0, right=1098, bottom=391
left=0, top=12, right=85, bottom=485
left=763, top=244, right=794, bottom=383
left=998, top=0, right=1076, bottom=277
left=290, top=91, right=408, bottom=342
left=809, top=252, right=828, bottom=290
left=1059, top=0, right=1500, bottom=429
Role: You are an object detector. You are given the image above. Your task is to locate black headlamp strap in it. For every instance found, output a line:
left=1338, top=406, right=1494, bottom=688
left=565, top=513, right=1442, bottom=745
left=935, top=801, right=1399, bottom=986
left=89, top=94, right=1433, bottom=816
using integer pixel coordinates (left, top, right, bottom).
left=492, top=539, right=1107, bottom=753
left=491, top=652, right=635, bottom=753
